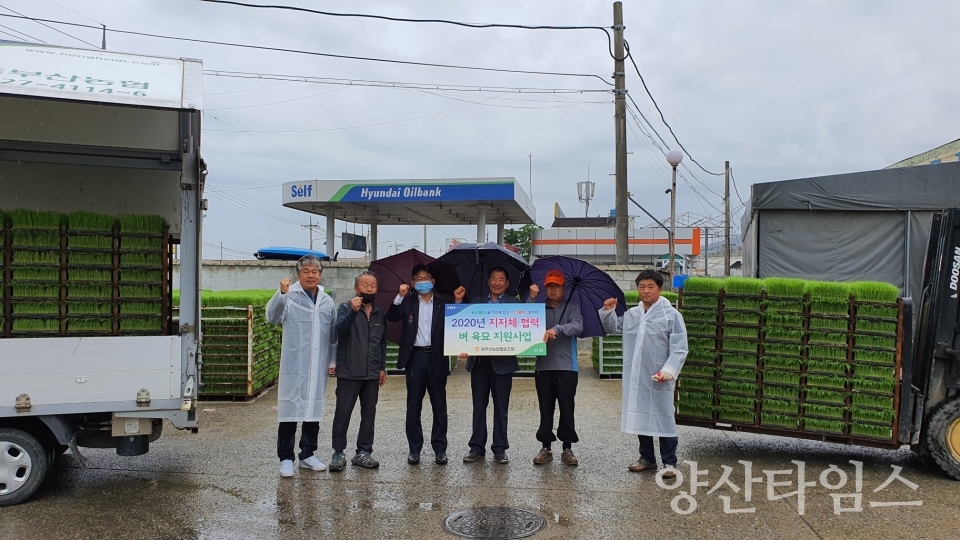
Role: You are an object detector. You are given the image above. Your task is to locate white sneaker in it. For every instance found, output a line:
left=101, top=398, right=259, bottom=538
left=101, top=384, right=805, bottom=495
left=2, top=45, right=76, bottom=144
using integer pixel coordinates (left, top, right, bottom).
left=300, top=455, right=327, bottom=471
left=280, top=460, right=295, bottom=478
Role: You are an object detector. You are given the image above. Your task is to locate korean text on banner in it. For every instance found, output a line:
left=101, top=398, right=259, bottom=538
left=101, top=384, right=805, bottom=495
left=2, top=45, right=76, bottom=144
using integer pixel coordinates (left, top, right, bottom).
left=443, top=303, right=547, bottom=357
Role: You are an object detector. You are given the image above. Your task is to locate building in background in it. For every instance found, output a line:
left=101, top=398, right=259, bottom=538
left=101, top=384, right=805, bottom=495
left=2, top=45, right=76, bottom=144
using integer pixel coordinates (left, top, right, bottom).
left=886, top=138, right=960, bottom=168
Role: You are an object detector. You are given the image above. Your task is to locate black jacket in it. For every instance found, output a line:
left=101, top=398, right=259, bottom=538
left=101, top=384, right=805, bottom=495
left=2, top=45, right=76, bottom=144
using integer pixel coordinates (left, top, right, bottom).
left=335, top=301, right=387, bottom=380
left=465, top=294, right=520, bottom=376
left=387, top=293, right=450, bottom=378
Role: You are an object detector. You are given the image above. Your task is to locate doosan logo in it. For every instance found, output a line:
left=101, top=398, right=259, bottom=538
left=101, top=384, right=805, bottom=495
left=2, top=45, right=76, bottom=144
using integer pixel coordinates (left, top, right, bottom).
left=290, top=184, right=313, bottom=198
left=950, top=246, right=960, bottom=292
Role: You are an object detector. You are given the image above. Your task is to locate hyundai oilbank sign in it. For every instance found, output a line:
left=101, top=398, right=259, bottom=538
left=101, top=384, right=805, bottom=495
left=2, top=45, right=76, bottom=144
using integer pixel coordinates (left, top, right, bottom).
left=284, top=180, right=515, bottom=204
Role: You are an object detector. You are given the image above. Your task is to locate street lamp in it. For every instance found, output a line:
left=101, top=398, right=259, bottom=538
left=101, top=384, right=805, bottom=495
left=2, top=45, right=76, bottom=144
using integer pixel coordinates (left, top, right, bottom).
left=665, top=149, right=683, bottom=291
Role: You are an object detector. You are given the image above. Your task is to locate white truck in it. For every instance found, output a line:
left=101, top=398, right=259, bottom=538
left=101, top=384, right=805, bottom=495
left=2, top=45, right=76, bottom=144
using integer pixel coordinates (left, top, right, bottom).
left=0, top=43, right=204, bottom=506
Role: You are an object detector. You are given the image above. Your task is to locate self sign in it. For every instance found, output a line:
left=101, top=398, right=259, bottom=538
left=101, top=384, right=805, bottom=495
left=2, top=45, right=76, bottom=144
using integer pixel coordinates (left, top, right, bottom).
left=290, top=184, right=313, bottom=198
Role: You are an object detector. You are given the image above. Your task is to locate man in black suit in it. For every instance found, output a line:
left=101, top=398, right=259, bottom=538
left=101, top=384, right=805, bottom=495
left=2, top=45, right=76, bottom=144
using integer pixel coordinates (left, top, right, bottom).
left=463, top=266, right=522, bottom=464
left=387, top=264, right=465, bottom=466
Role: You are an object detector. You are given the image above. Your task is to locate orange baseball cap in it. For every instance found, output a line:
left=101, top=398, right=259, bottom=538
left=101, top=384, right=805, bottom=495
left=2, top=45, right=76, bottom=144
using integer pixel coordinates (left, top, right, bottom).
left=544, top=270, right=565, bottom=286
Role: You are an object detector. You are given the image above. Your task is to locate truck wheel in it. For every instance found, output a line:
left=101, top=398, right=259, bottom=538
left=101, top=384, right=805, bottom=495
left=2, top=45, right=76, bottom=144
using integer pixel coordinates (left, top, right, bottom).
left=923, top=395, right=960, bottom=480
left=0, top=428, right=50, bottom=507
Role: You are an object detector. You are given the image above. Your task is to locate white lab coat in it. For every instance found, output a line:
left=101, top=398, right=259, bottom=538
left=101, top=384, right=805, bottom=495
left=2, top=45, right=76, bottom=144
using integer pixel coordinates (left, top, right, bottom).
left=599, top=296, right=688, bottom=437
left=266, top=281, right=337, bottom=423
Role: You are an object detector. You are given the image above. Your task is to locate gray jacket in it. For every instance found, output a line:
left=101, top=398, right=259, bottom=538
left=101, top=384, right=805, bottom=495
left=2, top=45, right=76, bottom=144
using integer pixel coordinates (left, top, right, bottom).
left=335, top=301, right=387, bottom=380
left=527, top=297, right=583, bottom=372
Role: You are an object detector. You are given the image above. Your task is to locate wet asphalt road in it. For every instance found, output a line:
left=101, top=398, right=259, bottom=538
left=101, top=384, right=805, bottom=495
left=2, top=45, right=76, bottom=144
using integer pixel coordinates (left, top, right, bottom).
left=2, top=352, right=957, bottom=540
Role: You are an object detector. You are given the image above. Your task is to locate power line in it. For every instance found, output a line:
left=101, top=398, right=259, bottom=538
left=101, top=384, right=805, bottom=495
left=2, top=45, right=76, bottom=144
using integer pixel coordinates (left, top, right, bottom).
left=45, top=0, right=99, bottom=25
left=205, top=80, right=292, bottom=95
left=0, top=22, right=45, bottom=42
left=729, top=169, right=746, bottom=205
left=0, top=4, right=96, bottom=48
left=0, top=12, right=612, bottom=85
left=205, top=86, right=346, bottom=111
left=623, top=39, right=723, bottom=177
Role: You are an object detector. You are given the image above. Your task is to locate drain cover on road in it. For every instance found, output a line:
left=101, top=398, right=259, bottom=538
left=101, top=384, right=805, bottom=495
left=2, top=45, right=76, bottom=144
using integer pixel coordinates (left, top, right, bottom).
left=442, top=507, right=546, bottom=539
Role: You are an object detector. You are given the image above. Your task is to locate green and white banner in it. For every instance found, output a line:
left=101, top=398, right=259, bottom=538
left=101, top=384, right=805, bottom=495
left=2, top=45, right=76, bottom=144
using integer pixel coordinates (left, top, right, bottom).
left=443, top=303, right=547, bottom=357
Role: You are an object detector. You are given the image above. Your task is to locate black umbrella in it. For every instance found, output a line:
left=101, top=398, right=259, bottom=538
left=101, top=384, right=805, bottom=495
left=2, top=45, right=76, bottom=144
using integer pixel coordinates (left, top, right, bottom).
left=437, top=242, right=530, bottom=300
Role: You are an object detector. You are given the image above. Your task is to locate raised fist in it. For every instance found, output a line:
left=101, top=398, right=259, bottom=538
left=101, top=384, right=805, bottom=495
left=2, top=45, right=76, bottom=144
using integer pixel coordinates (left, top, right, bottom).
left=350, top=296, right=363, bottom=312
left=454, top=286, right=466, bottom=302
left=280, top=278, right=291, bottom=294
left=529, top=284, right=540, bottom=298
left=603, top=298, right=618, bottom=311
left=398, top=283, right=410, bottom=297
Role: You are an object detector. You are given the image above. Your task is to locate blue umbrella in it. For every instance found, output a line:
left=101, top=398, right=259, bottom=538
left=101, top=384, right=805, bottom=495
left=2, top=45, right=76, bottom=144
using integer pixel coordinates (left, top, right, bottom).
left=519, top=256, right=626, bottom=338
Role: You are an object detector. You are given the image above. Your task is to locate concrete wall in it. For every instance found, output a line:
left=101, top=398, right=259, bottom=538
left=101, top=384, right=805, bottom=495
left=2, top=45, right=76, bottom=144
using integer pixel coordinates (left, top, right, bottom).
left=174, top=260, right=371, bottom=301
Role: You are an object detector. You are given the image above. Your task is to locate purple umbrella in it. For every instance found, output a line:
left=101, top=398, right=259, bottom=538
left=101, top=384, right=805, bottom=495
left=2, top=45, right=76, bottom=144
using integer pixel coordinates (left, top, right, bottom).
left=519, top=256, right=626, bottom=338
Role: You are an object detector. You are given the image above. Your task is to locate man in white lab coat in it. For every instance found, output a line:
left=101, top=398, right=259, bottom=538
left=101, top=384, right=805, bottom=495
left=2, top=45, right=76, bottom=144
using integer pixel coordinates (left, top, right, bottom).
left=600, top=269, right=688, bottom=478
left=266, top=255, right=337, bottom=478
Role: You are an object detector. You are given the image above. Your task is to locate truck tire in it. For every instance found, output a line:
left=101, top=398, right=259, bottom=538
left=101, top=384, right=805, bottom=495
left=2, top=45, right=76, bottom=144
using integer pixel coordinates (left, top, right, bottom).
left=0, top=428, right=50, bottom=507
left=923, top=395, right=960, bottom=480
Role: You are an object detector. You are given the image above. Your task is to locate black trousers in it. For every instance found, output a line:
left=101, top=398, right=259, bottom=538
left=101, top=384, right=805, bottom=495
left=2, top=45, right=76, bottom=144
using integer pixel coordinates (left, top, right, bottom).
left=332, top=377, right=380, bottom=454
left=277, top=421, right=319, bottom=462
left=535, top=370, right=579, bottom=449
left=639, top=435, right=679, bottom=467
left=469, top=358, right=513, bottom=456
left=405, top=350, right=448, bottom=454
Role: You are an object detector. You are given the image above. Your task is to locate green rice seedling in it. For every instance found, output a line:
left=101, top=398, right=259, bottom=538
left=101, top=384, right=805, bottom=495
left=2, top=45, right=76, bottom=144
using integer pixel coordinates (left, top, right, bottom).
left=806, top=360, right=848, bottom=376
left=724, top=312, right=761, bottom=326
left=764, top=370, right=802, bottom=386
left=689, top=337, right=717, bottom=350
left=763, top=385, right=801, bottom=400
left=854, top=349, right=895, bottom=365
left=67, top=285, right=112, bottom=299
left=661, top=291, right=678, bottom=305
left=623, top=291, right=639, bottom=304
left=723, top=326, right=760, bottom=340
left=853, top=364, right=895, bottom=380
left=850, top=281, right=900, bottom=304
left=765, top=300, right=805, bottom=314
left=687, top=323, right=718, bottom=337
left=804, top=418, right=845, bottom=434
left=10, top=209, right=63, bottom=230
left=69, top=252, right=112, bottom=266
left=765, top=328, right=803, bottom=342
left=724, top=297, right=762, bottom=311
left=683, top=277, right=724, bottom=294
left=807, top=332, right=848, bottom=346
left=13, top=251, right=59, bottom=265
left=68, top=211, right=116, bottom=232
left=12, top=319, right=60, bottom=332
left=678, top=391, right=714, bottom=405
left=808, top=346, right=847, bottom=360
left=120, top=285, right=161, bottom=299
left=854, top=378, right=896, bottom=394
left=855, top=335, right=896, bottom=349
left=120, top=318, right=162, bottom=332
left=682, top=310, right=719, bottom=323
left=681, top=364, right=716, bottom=379
left=687, top=349, right=718, bottom=363
left=763, top=277, right=806, bottom=298
left=67, top=318, right=112, bottom=332
left=855, top=320, right=897, bottom=335
left=762, top=356, right=802, bottom=372
left=12, top=302, right=60, bottom=315
left=682, top=295, right=720, bottom=309
left=804, top=403, right=846, bottom=419
left=676, top=403, right=714, bottom=418
left=805, top=281, right=853, bottom=302
left=679, top=378, right=715, bottom=392
left=12, top=230, right=60, bottom=247
left=852, top=393, right=894, bottom=409
left=68, top=268, right=112, bottom=282
left=717, top=407, right=755, bottom=423
left=851, top=408, right=894, bottom=424
left=850, top=423, right=892, bottom=440
left=719, top=368, right=757, bottom=382
left=765, top=314, right=803, bottom=328
left=121, top=253, right=162, bottom=267
left=805, top=388, right=847, bottom=405
left=764, top=343, right=802, bottom=357
left=762, top=399, right=799, bottom=415
left=121, top=302, right=161, bottom=315
left=68, top=302, right=111, bottom=315
left=722, top=340, right=757, bottom=353
left=11, top=283, right=59, bottom=298
left=761, top=414, right=800, bottom=429
left=809, top=301, right=850, bottom=316
left=119, top=214, right=166, bottom=234
left=857, top=305, right=899, bottom=319
left=719, top=395, right=756, bottom=409
left=720, top=354, right=758, bottom=368
left=718, top=381, right=757, bottom=396
left=120, top=269, right=162, bottom=283
left=68, top=234, right=113, bottom=249
left=723, top=277, right=764, bottom=296
left=121, top=236, right=163, bottom=251
left=11, top=267, right=60, bottom=282
left=809, top=318, right=849, bottom=332
left=807, top=375, right=847, bottom=390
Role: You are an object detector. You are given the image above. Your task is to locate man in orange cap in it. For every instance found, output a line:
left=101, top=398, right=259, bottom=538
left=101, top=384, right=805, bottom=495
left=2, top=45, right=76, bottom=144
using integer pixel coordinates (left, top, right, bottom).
left=527, top=269, right=583, bottom=466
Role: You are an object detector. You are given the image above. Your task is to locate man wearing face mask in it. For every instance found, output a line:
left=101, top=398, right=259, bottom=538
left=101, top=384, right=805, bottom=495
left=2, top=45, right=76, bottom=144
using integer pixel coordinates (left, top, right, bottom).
left=328, top=270, right=388, bottom=472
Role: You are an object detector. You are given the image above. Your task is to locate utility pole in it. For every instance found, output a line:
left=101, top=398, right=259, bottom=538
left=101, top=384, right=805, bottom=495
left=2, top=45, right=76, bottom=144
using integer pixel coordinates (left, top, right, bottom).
left=528, top=153, right=533, bottom=199
left=101, top=24, right=106, bottom=50
left=423, top=225, right=428, bottom=255
left=613, top=2, right=628, bottom=265
left=724, top=160, right=731, bottom=277
left=704, top=227, right=709, bottom=277
left=308, top=216, right=313, bottom=250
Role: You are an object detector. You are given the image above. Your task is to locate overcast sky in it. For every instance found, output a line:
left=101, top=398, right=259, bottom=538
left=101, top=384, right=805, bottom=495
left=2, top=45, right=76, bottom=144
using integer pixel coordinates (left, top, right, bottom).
left=4, top=0, right=958, bottom=259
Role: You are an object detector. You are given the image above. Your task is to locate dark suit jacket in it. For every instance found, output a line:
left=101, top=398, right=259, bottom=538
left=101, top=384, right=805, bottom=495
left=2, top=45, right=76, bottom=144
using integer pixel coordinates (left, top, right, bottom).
left=387, top=294, right=450, bottom=378
left=465, top=294, right=520, bottom=376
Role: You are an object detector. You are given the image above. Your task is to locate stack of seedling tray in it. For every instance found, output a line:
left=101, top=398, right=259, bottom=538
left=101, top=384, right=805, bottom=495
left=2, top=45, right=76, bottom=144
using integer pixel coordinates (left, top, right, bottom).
left=675, top=276, right=904, bottom=446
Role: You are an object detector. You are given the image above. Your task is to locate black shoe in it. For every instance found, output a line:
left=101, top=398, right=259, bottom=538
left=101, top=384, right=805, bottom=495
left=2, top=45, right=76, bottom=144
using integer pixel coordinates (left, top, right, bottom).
left=494, top=453, right=509, bottom=464
left=408, top=453, right=420, bottom=465
left=435, top=452, right=448, bottom=465
left=463, top=451, right=483, bottom=463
